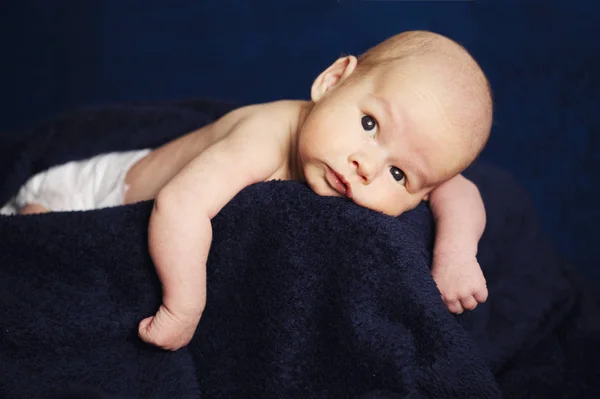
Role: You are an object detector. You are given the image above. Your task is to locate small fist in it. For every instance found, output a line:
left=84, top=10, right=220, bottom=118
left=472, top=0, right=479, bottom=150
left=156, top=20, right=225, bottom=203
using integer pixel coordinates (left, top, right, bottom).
left=138, top=304, right=201, bottom=351
left=431, top=252, right=488, bottom=314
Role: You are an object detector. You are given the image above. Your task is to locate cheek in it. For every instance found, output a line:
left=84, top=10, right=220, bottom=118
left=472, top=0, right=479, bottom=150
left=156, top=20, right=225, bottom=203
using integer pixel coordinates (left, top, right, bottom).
left=298, top=125, right=319, bottom=155
left=304, top=165, right=333, bottom=197
left=305, top=109, right=348, bottom=142
left=299, top=128, right=336, bottom=162
left=378, top=184, right=416, bottom=216
left=352, top=182, right=398, bottom=215
left=298, top=134, right=323, bottom=164
left=300, top=114, right=327, bottom=143
left=385, top=192, right=408, bottom=216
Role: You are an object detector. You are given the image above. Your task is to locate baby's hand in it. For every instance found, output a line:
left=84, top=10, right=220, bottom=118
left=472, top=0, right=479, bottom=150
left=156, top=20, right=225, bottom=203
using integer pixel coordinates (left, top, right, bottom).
left=138, top=304, right=202, bottom=351
left=431, top=251, right=488, bottom=314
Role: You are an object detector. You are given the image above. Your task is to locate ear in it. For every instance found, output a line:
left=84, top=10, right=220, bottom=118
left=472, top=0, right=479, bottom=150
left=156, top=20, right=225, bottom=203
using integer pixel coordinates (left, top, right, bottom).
left=310, top=55, right=358, bottom=102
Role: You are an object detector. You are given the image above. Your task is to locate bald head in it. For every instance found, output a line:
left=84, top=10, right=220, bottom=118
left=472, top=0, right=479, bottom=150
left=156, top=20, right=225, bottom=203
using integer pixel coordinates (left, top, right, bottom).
left=352, top=31, right=493, bottom=165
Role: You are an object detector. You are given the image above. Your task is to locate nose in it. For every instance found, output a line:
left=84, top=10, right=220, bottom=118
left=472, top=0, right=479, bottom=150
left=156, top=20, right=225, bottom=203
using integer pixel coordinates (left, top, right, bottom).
left=349, top=152, right=383, bottom=184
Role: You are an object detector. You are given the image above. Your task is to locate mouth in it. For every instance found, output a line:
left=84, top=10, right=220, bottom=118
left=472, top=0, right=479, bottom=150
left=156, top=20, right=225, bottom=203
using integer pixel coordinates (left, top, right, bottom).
left=326, top=167, right=353, bottom=199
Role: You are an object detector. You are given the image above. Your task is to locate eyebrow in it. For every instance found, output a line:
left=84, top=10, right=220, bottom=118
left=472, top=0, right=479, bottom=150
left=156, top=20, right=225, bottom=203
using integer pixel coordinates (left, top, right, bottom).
left=370, top=94, right=403, bottom=133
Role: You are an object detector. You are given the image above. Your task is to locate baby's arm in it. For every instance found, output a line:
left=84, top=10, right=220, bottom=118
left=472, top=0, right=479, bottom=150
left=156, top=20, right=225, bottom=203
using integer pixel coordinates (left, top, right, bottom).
left=427, top=174, right=488, bottom=314
left=138, top=115, right=285, bottom=350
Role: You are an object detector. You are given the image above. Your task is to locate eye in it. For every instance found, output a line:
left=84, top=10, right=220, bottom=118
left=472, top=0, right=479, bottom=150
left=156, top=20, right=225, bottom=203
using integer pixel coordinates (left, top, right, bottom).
left=361, top=114, right=378, bottom=138
left=390, top=166, right=406, bottom=185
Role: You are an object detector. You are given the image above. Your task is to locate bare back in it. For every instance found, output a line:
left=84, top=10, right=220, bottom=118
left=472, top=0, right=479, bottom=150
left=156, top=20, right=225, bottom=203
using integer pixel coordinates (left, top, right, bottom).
left=124, top=100, right=305, bottom=204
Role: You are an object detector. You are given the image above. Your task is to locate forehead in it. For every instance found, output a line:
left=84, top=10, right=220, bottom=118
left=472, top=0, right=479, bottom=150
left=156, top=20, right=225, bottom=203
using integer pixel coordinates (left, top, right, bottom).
left=373, top=58, right=450, bottom=101
left=367, top=62, right=456, bottom=139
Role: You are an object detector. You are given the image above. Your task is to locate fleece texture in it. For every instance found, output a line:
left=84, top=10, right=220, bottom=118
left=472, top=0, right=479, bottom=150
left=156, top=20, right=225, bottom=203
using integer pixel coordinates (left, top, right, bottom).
left=0, top=101, right=599, bottom=398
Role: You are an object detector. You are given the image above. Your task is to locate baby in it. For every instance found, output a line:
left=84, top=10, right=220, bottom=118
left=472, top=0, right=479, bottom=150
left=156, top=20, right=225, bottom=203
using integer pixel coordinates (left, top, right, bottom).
left=2, top=30, right=492, bottom=350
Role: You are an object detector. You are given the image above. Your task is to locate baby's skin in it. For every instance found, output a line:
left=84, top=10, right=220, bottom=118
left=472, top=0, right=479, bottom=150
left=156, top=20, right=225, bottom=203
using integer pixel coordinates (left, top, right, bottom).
left=122, top=31, right=493, bottom=350
left=21, top=31, right=493, bottom=350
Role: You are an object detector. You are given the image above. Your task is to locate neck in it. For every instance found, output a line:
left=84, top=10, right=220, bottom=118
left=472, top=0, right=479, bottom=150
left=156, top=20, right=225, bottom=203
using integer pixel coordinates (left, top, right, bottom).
left=288, top=101, right=313, bottom=182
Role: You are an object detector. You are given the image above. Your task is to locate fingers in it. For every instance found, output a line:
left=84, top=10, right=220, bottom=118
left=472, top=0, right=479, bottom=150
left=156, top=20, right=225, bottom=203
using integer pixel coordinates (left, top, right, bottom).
left=138, top=306, right=198, bottom=351
left=138, top=316, right=153, bottom=333
left=473, top=287, right=489, bottom=303
left=445, top=298, right=465, bottom=314
left=138, top=315, right=171, bottom=349
left=443, top=289, right=489, bottom=314
left=460, top=296, right=479, bottom=311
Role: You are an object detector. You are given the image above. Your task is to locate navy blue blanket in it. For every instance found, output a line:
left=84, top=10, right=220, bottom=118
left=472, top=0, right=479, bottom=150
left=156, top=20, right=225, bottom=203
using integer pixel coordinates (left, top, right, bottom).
left=1, top=101, right=599, bottom=398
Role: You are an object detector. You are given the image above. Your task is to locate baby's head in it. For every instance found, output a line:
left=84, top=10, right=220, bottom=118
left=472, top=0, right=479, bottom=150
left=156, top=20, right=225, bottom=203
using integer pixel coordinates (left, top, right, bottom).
left=297, top=30, right=493, bottom=216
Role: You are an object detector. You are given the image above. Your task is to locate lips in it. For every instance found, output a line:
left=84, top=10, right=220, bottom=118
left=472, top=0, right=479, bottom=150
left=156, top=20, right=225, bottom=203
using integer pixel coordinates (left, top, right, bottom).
left=326, top=167, right=353, bottom=198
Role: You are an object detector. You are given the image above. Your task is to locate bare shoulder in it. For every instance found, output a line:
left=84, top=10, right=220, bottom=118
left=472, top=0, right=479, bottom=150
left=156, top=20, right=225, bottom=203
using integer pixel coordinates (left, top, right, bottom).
left=215, top=101, right=304, bottom=180
left=226, top=100, right=304, bottom=119
left=189, top=99, right=305, bottom=177
left=216, top=100, right=304, bottom=141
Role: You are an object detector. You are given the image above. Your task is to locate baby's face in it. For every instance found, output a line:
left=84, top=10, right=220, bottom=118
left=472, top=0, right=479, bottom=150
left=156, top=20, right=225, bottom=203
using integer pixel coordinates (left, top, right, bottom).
left=298, top=58, right=475, bottom=216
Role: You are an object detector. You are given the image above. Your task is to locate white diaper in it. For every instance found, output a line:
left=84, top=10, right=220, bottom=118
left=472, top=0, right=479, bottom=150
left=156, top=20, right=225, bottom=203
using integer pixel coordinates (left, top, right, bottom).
left=0, top=149, right=151, bottom=215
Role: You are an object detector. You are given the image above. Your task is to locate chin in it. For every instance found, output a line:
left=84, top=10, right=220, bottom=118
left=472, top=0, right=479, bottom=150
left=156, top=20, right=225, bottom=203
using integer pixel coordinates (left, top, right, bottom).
left=309, top=180, right=336, bottom=198
left=313, top=183, right=334, bottom=198
left=303, top=177, right=322, bottom=196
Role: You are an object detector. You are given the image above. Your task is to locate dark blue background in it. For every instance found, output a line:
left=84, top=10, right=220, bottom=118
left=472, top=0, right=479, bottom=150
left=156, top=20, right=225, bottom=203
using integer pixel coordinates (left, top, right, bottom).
left=1, top=0, right=599, bottom=278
